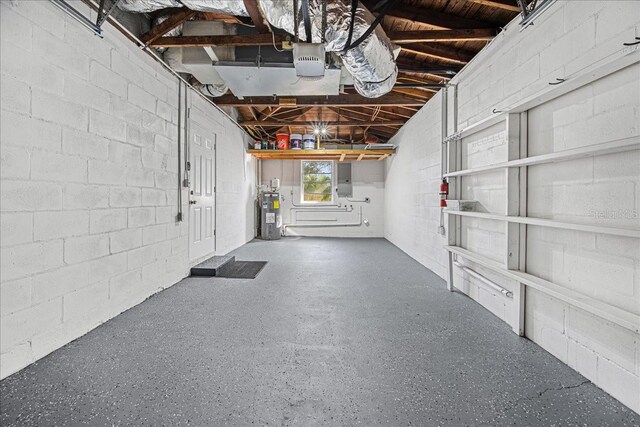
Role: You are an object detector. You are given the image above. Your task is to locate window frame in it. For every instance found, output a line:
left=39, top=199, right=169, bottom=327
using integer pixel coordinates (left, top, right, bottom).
left=300, top=160, right=335, bottom=204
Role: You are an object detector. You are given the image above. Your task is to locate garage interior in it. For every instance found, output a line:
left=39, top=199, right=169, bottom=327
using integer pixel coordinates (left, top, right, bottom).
left=0, top=0, right=639, bottom=424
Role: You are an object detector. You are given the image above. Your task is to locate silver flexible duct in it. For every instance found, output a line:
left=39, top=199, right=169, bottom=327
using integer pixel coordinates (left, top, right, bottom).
left=118, top=0, right=181, bottom=13
left=191, top=81, right=229, bottom=97
left=179, top=0, right=249, bottom=16
left=259, top=0, right=397, bottom=98
left=118, top=0, right=249, bottom=15
left=118, top=0, right=397, bottom=98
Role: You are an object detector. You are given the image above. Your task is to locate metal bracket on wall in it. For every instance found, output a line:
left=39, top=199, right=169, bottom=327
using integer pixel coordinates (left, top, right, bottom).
left=517, top=0, right=556, bottom=29
left=50, top=0, right=103, bottom=37
left=50, top=0, right=122, bottom=37
left=96, top=0, right=122, bottom=30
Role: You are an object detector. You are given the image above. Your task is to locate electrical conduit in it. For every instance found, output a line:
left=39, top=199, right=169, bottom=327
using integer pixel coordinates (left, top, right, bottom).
left=283, top=206, right=363, bottom=236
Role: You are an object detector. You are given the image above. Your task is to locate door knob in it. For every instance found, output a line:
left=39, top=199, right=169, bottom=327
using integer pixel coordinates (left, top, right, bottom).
left=189, top=200, right=196, bottom=204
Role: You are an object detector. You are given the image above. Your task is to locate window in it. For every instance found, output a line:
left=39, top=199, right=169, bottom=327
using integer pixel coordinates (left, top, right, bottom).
left=301, top=160, right=333, bottom=203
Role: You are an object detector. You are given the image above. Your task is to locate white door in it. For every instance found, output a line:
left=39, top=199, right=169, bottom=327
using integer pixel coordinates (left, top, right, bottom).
left=189, top=122, right=216, bottom=262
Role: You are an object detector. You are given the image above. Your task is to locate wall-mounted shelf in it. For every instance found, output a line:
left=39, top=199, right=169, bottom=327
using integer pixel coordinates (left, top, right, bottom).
left=444, top=136, right=640, bottom=178
left=445, top=245, right=640, bottom=334
left=442, top=48, right=640, bottom=338
left=444, top=210, right=640, bottom=238
left=247, top=149, right=395, bottom=161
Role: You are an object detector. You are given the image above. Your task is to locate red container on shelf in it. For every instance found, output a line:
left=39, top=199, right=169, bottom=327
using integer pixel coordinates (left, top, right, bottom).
left=276, top=133, right=289, bottom=150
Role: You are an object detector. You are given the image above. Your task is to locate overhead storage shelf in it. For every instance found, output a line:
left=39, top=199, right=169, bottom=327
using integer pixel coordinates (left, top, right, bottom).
left=247, top=149, right=395, bottom=161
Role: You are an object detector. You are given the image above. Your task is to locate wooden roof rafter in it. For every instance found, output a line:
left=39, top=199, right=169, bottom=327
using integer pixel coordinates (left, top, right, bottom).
left=241, top=120, right=405, bottom=127
left=379, top=3, right=499, bottom=29
left=388, top=28, right=498, bottom=43
left=400, top=43, right=477, bottom=65
left=184, top=0, right=520, bottom=142
left=150, top=29, right=497, bottom=48
left=468, top=0, right=520, bottom=13
left=212, top=94, right=426, bottom=107
left=141, top=9, right=197, bottom=45
left=242, top=0, right=270, bottom=33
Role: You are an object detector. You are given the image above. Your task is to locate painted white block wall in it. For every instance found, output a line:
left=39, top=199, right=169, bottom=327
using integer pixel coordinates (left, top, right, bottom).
left=0, top=0, right=255, bottom=379
left=261, top=160, right=384, bottom=237
left=385, top=1, right=640, bottom=413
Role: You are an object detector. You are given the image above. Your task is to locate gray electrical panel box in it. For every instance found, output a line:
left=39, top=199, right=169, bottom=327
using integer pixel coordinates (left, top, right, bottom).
left=259, top=191, right=281, bottom=240
left=337, top=163, right=352, bottom=198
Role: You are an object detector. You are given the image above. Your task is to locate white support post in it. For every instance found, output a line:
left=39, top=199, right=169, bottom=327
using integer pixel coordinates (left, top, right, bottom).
left=445, top=86, right=461, bottom=292
left=505, top=113, right=527, bottom=336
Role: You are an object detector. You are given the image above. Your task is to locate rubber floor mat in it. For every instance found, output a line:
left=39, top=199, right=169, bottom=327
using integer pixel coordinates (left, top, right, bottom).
left=216, top=261, right=267, bottom=279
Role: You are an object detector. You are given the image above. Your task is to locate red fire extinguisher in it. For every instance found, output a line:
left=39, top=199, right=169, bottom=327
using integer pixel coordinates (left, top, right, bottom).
left=439, top=178, right=449, bottom=208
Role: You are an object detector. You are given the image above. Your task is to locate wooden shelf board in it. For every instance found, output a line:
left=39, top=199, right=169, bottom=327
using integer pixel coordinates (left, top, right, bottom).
left=247, top=149, right=395, bottom=161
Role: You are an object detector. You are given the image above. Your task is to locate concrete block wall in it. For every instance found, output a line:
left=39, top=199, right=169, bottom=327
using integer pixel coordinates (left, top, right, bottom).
left=261, top=160, right=384, bottom=237
left=0, top=1, right=255, bottom=379
left=385, top=1, right=640, bottom=413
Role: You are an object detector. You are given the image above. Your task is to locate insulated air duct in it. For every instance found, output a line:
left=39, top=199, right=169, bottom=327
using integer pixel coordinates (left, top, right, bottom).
left=118, top=0, right=182, bottom=13
left=118, top=0, right=249, bottom=15
left=259, top=0, right=398, bottom=98
left=118, top=0, right=398, bottom=98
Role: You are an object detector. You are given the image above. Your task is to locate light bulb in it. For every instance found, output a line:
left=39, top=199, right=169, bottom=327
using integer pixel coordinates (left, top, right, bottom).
left=321, top=128, right=327, bottom=134
left=313, top=128, right=320, bottom=135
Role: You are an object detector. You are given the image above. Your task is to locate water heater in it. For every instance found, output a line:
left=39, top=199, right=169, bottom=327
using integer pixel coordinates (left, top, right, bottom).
left=259, top=191, right=281, bottom=240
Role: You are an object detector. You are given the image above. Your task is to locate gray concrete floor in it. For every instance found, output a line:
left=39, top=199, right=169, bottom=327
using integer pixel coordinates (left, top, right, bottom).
left=1, top=238, right=638, bottom=426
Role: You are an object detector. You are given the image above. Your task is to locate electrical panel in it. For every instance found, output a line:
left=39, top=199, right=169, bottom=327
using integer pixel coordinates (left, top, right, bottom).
left=337, top=163, right=352, bottom=198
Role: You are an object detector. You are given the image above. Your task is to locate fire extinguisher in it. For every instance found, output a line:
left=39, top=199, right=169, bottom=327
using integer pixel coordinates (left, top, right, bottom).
left=439, top=178, right=449, bottom=208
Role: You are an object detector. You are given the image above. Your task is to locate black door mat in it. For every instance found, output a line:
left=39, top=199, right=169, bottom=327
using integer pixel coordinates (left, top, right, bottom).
left=215, top=261, right=267, bottom=279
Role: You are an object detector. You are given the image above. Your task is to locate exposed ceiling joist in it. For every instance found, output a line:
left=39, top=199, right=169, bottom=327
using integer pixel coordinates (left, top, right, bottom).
left=270, top=108, right=306, bottom=117
left=388, top=29, right=497, bottom=43
left=242, top=0, right=270, bottom=33
left=141, top=9, right=196, bottom=45
left=150, top=33, right=285, bottom=48
left=468, top=0, right=520, bottom=12
left=151, top=29, right=496, bottom=48
left=330, top=106, right=413, bottom=120
left=145, top=0, right=517, bottom=142
left=196, top=12, right=248, bottom=24
left=397, top=74, right=443, bottom=86
left=384, top=4, right=496, bottom=29
left=268, top=107, right=313, bottom=120
left=240, top=120, right=405, bottom=127
left=391, top=88, right=434, bottom=100
left=247, top=107, right=259, bottom=120
left=213, top=94, right=426, bottom=107
left=396, top=57, right=464, bottom=74
left=330, top=120, right=402, bottom=135
left=400, top=43, right=476, bottom=64
left=259, top=106, right=282, bottom=121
